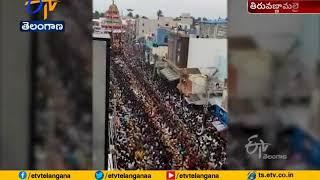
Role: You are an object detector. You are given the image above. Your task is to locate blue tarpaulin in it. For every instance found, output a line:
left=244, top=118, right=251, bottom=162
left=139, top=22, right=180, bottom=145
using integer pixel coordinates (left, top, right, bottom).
left=210, top=104, right=228, bottom=125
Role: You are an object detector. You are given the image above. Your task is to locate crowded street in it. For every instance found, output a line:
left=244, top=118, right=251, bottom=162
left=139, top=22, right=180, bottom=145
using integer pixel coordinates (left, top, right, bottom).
left=109, top=40, right=227, bottom=170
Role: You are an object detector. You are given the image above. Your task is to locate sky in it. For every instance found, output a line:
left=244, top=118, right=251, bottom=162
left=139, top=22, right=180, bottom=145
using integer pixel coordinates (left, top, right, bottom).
left=93, top=0, right=227, bottom=19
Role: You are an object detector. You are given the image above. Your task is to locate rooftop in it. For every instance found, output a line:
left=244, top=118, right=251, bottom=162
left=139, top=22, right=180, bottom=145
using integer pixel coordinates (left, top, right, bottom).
left=200, top=18, right=227, bottom=24
left=92, top=32, right=111, bottom=40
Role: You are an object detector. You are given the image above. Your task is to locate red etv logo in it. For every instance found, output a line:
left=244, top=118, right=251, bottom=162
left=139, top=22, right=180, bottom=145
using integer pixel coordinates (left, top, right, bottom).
left=166, top=171, right=175, bottom=180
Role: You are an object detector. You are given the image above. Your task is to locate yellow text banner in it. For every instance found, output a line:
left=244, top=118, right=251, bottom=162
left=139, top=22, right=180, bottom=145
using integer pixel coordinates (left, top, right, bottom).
left=0, top=170, right=320, bottom=180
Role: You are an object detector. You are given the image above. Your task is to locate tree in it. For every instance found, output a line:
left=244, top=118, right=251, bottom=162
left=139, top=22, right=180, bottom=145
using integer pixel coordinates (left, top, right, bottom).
left=142, top=16, right=148, bottom=19
left=127, top=12, right=133, bottom=17
left=157, top=10, right=163, bottom=20
left=202, top=17, right=208, bottom=21
left=196, top=17, right=202, bottom=22
left=93, top=11, right=105, bottom=19
left=93, top=11, right=100, bottom=19
left=134, top=14, right=140, bottom=19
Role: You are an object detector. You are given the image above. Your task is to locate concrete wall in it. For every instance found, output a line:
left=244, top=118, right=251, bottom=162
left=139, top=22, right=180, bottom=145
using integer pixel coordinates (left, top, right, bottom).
left=155, top=28, right=170, bottom=46
left=199, top=23, right=227, bottom=39
left=152, top=46, right=168, bottom=59
left=176, top=37, right=189, bottom=68
left=167, top=33, right=189, bottom=69
left=217, top=23, right=227, bottom=39
left=177, top=17, right=193, bottom=31
left=298, top=16, right=320, bottom=138
left=179, top=17, right=193, bottom=26
left=229, top=50, right=273, bottom=99
left=158, top=17, right=177, bottom=27
left=187, top=38, right=227, bottom=80
left=135, top=18, right=158, bottom=39
left=190, top=75, right=207, bottom=94
left=135, top=17, right=176, bottom=39
left=92, top=40, right=107, bottom=170
left=0, top=1, right=30, bottom=169
left=167, top=34, right=177, bottom=65
left=298, top=16, right=320, bottom=83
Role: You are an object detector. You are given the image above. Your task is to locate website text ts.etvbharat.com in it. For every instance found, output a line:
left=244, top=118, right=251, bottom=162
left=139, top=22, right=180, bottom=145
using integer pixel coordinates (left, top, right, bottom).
left=176, top=173, right=219, bottom=179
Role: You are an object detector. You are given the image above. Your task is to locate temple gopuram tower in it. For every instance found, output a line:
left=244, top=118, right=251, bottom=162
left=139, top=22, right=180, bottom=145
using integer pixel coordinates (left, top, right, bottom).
left=102, top=0, right=123, bottom=33
left=102, top=0, right=124, bottom=54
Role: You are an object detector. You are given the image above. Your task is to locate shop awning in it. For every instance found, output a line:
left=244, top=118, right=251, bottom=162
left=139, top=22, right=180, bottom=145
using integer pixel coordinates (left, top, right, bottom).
left=185, top=94, right=223, bottom=106
left=160, top=68, right=179, bottom=81
left=185, top=94, right=204, bottom=105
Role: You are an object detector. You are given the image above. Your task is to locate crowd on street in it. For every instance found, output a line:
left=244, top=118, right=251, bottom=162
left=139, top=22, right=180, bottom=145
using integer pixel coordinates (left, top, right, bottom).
left=109, top=40, right=226, bottom=170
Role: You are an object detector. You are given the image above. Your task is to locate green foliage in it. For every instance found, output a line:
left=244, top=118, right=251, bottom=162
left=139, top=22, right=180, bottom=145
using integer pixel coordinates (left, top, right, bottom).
left=127, top=12, right=133, bottom=17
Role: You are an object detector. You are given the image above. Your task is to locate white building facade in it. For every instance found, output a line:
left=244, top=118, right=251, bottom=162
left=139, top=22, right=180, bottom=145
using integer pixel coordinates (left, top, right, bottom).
left=135, top=15, right=194, bottom=40
left=135, top=17, right=177, bottom=39
left=197, top=19, right=227, bottom=39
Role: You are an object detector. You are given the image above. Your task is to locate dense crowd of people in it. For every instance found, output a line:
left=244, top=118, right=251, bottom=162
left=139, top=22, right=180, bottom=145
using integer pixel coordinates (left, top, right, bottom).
left=110, top=60, right=173, bottom=169
left=109, top=41, right=226, bottom=170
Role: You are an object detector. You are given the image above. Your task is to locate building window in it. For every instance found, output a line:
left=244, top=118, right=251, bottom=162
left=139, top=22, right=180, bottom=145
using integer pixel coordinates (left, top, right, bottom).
left=164, top=36, right=168, bottom=43
left=142, top=23, right=144, bottom=26
left=165, top=23, right=169, bottom=26
left=142, top=30, right=144, bottom=33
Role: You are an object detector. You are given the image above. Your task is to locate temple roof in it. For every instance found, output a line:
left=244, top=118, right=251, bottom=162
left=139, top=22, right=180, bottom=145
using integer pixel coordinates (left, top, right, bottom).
left=102, top=0, right=123, bottom=30
left=108, top=0, right=119, bottom=13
